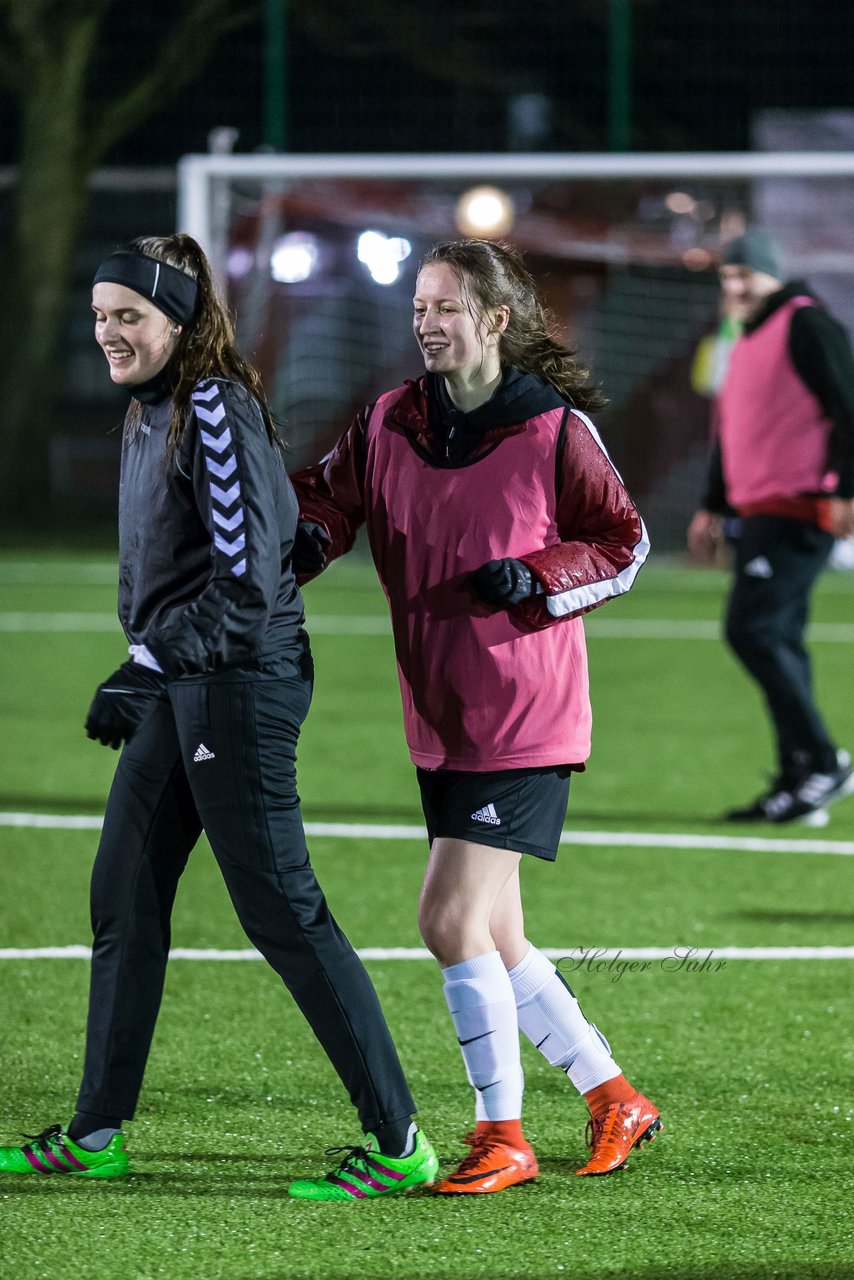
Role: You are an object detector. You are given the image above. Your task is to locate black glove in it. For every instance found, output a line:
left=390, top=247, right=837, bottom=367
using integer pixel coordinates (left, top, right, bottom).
left=85, top=661, right=169, bottom=749
left=292, top=520, right=331, bottom=574
left=471, top=558, right=535, bottom=606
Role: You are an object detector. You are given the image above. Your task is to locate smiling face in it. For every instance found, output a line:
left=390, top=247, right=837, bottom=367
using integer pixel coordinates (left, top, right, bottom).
left=92, top=281, right=180, bottom=386
left=412, top=262, right=507, bottom=392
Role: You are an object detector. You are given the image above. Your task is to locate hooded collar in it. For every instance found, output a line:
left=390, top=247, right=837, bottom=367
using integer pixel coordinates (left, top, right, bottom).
left=431, top=366, right=565, bottom=433
left=388, top=367, right=566, bottom=464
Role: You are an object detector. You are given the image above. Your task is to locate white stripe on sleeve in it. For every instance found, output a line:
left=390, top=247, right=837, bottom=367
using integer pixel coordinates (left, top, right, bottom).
left=545, top=409, right=651, bottom=618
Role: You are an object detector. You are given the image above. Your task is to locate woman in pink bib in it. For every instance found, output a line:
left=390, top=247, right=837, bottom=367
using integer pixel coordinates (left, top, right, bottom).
left=292, top=238, right=660, bottom=1191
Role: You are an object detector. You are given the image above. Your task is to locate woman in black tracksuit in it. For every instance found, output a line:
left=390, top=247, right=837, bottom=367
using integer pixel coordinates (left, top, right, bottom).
left=0, top=234, right=436, bottom=1200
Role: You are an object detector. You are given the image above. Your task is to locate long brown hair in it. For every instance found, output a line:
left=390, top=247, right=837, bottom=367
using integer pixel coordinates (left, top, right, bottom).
left=123, top=233, right=281, bottom=454
left=418, top=239, right=606, bottom=411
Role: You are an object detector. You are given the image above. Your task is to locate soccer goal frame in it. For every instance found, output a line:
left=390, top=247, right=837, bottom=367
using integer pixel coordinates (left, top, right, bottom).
left=175, top=150, right=854, bottom=550
left=177, top=150, right=854, bottom=279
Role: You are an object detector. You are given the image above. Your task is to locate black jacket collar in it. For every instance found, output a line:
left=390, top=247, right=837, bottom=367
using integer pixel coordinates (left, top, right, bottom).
left=744, top=280, right=817, bottom=334
left=128, top=361, right=178, bottom=406
left=427, top=366, right=565, bottom=433
left=388, top=367, right=567, bottom=466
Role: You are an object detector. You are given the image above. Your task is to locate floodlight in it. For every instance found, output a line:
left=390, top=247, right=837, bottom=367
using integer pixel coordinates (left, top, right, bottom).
left=357, top=231, right=412, bottom=285
left=270, top=231, right=319, bottom=283
left=227, top=247, right=254, bottom=278
left=455, top=186, right=515, bottom=237
left=665, top=191, right=696, bottom=215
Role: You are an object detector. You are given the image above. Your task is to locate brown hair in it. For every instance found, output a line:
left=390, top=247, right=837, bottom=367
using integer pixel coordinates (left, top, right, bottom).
left=123, top=233, right=280, bottom=454
left=418, top=239, right=606, bottom=411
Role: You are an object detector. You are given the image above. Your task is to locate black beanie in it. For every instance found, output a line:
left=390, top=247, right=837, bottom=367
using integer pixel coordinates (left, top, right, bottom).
left=720, top=229, right=783, bottom=279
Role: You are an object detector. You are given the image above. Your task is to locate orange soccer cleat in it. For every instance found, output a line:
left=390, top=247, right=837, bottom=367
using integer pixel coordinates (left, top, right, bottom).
left=576, top=1092, right=662, bottom=1177
left=432, top=1125, right=538, bottom=1195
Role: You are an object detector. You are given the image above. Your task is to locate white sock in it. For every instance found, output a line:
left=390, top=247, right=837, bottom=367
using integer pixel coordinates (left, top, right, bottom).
left=442, top=950, right=524, bottom=1121
left=508, top=944, right=621, bottom=1094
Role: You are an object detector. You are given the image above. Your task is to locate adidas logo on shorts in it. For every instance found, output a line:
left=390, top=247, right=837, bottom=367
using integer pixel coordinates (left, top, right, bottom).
left=193, top=742, right=216, bottom=763
left=471, top=802, right=501, bottom=826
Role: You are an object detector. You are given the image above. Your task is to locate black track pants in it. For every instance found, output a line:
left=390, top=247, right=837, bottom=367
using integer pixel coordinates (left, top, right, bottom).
left=724, top=515, right=837, bottom=777
left=76, top=650, right=415, bottom=1132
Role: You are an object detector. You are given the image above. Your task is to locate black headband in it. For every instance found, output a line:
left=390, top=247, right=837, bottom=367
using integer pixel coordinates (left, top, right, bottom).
left=92, top=251, right=198, bottom=324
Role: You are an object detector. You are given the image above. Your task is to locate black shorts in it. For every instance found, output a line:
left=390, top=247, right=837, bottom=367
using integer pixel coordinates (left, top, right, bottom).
left=416, top=765, right=573, bottom=862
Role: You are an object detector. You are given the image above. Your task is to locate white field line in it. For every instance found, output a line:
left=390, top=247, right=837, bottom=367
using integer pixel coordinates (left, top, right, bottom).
left=1, top=945, right=853, bottom=962
left=0, top=612, right=120, bottom=632
left=2, top=811, right=854, bottom=856
left=1, top=611, right=854, bottom=641
left=3, top=557, right=854, bottom=590
left=0, top=612, right=390, bottom=636
left=0, top=562, right=118, bottom=584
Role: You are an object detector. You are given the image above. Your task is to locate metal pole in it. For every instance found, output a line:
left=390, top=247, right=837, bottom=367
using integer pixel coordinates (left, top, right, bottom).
left=608, top=0, right=631, bottom=152
left=264, top=0, right=287, bottom=151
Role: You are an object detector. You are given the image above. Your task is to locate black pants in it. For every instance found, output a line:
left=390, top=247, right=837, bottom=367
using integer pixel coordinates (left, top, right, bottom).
left=724, top=515, right=837, bottom=779
left=76, top=646, right=415, bottom=1133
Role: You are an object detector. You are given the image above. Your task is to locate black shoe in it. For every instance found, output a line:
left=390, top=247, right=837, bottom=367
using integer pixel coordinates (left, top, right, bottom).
left=771, top=750, right=854, bottom=824
left=727, top=751, right=854, bottom=825
left=724, top=777, right=799, bottom=822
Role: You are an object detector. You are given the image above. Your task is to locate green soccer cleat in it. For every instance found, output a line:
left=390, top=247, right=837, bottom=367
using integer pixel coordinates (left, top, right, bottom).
left=288, top=1127, right=438, bottom=1201
left=0, top=1125, right=128, bottom=1179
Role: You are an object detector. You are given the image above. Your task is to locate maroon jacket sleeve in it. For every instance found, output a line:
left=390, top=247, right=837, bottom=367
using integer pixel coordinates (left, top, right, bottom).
left=288, top=407, right=370, bottom=581
left=514, top=409, right=649, bottom=629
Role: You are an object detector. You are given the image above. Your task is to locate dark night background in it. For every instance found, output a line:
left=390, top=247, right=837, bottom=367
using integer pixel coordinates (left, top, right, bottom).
left=3, top=2, right=854, bottom=164
left=1, top=0, right=854, bottom=534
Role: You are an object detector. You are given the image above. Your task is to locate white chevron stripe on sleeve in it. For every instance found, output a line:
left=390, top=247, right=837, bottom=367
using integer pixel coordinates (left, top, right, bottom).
left=193, top=384, right=249, bottom=580
left=212, top=507, right=245, bottom=533
left=200, top=426, right=232, bottom=453
left=214, top=531, right=247, bottom=558
left=210, top=480, right=241, bottom=507
left=195, top=402, right=227, bottom=428
left=193, top=382, right=220, bottom=402
left=206, top=455, right=237, bottom=481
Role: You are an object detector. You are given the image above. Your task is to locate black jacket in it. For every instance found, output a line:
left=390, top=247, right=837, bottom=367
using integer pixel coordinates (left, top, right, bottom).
left=118, top=376, right=305, bottom=677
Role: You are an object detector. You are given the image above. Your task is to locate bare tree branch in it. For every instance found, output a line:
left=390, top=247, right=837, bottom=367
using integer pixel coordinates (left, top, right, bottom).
left=0, top=0, right=110, bottom=96
left=85, top=0, right=260, bottom=165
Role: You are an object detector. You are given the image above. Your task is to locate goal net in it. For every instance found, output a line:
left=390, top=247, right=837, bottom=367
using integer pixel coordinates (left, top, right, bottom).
left=178, top=153, right=854, bottom=551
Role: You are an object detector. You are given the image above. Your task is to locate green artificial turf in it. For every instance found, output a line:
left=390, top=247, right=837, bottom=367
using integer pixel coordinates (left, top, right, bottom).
left=1, top=551, right=854, bottom=1279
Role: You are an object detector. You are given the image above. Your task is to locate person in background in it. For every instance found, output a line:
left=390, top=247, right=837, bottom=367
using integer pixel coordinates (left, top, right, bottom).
left=688, top=228, right=854, bottom=822
left=291, top=238, right=660, bottom=1194
left=0, top=233, right=438, bottom=1201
